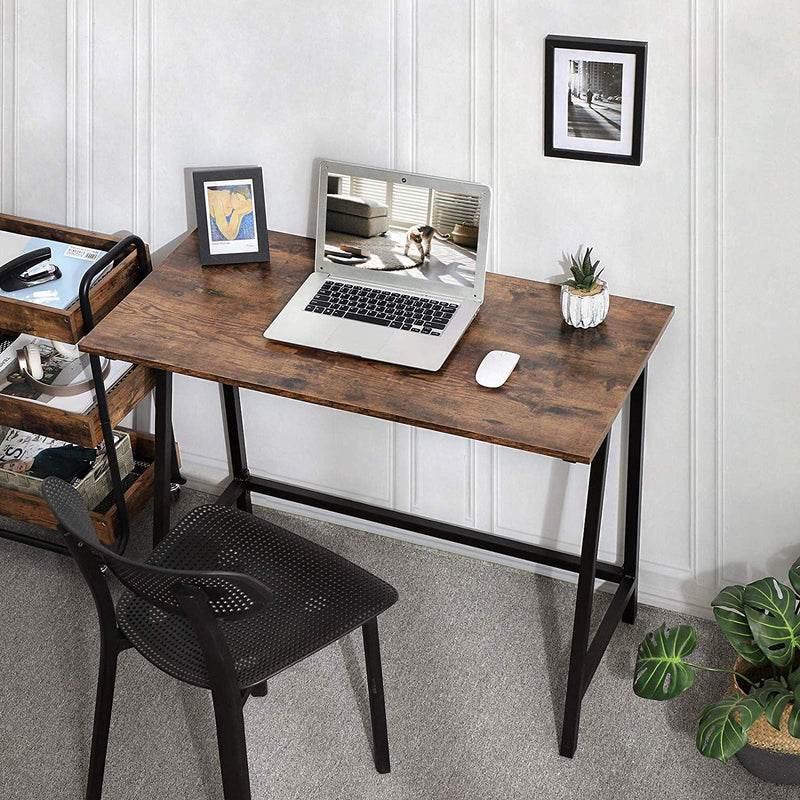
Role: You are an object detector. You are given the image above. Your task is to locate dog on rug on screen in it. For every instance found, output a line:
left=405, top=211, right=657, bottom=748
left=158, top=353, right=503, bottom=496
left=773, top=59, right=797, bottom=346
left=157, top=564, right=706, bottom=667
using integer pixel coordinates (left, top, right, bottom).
left=403, top=224, right=450, bottom=264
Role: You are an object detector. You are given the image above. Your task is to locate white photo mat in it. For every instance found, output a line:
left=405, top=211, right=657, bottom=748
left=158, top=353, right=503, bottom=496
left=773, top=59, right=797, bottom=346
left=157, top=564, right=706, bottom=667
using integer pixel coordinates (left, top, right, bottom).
left=552, top=48, right=637, bottom=156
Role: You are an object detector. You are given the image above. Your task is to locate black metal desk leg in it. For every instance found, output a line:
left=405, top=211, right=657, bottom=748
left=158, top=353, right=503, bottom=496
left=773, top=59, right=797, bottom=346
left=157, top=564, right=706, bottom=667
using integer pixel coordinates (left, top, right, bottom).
left=153, top=370, right=173, bottom=547
left=622, top=367, right=647, bottom=624
left=222, top=384, right=252, bottom=513
left=560, top=433, right=610, bottom=759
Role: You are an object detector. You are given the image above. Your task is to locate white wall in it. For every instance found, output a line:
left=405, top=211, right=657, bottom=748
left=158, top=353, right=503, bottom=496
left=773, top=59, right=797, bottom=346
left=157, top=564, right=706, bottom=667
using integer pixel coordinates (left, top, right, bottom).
left=2, top=1, right=798, bottom=617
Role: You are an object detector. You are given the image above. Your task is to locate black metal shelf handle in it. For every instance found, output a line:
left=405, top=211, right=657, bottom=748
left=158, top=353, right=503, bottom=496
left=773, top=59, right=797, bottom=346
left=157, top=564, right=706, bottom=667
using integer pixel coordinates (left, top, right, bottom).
left=78, top=234, right=150, bottom=334
left=76, top=233, right=150, bottom=555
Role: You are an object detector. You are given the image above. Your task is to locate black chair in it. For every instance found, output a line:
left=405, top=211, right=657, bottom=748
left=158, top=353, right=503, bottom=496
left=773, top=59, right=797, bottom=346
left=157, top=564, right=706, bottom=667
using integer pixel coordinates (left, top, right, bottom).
left=42, top=477, right=398, bottom=800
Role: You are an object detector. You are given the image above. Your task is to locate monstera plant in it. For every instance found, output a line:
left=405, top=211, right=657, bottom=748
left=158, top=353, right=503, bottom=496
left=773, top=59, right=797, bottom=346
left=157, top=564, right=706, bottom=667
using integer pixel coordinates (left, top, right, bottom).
left=633, top=555, right=800, bottom=766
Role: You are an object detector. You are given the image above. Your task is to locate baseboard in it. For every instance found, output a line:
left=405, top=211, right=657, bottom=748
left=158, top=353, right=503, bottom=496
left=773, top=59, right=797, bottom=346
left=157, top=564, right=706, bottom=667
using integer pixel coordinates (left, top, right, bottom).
left=180, top=463, right=714, bottom=622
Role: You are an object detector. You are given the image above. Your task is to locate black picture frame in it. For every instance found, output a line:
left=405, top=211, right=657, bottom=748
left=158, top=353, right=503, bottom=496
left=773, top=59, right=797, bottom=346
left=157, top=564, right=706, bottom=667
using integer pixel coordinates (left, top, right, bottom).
left=544, top=35, right=647, bottom=166
left=192, top=166, right=270, bottom=266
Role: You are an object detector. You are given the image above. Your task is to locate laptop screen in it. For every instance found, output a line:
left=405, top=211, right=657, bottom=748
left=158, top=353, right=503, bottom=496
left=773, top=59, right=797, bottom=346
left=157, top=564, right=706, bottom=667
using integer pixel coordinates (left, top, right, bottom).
left=320, top=165, right=488, bottom=298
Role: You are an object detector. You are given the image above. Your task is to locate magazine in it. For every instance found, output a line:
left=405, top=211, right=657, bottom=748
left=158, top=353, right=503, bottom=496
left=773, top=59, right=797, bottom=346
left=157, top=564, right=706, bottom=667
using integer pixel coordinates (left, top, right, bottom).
left=0, top=335, right=18, bottom=372
left=0, top=427, right=124, bottom=488
left=0, top=429, right=91, bottom=483
left=0, top=429, right=69, bottom=469
left=0, top=335, right=133, bottom=414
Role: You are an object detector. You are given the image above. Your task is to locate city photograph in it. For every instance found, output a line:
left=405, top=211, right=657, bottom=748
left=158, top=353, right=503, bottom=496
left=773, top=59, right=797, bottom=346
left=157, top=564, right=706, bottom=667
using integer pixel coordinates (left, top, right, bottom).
left=567, top=59, right=624, bottom=141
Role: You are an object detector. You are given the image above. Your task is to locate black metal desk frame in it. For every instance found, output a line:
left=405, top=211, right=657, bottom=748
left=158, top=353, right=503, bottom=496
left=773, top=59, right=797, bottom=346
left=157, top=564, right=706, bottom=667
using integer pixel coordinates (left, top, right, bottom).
left=151, top=365, right=647, bottom=758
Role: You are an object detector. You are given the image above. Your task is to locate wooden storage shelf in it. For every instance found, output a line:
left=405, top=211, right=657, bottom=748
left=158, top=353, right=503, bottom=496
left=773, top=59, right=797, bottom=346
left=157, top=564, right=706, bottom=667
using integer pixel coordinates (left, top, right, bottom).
left=0, top=214, right=149, bottom=343
left=0, top=429, right=157, bottom=547
left=0, top=215, right=159, bottom=550
left=0, top=363, right=156, bottom=447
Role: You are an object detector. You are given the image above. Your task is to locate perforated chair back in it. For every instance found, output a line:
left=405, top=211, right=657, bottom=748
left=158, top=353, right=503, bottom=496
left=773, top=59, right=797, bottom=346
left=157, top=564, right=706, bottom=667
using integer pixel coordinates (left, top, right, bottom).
left=42, top=477, right=273, bottom=619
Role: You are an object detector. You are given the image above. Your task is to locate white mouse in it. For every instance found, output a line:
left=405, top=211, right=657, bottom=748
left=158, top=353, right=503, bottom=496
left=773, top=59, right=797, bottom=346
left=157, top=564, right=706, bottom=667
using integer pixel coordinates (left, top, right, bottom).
left=475, top=350, right=520, bottom=388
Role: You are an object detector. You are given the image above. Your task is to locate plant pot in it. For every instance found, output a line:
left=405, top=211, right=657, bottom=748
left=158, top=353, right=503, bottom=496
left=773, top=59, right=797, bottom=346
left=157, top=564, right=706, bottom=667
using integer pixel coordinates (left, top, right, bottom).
left=560, top=281, right=609, bottom=328
left=728, top=657, right=800, bottom=784
left=735, top=743, right=800, bottom=785
left=450, top=224, right=479, bottom=248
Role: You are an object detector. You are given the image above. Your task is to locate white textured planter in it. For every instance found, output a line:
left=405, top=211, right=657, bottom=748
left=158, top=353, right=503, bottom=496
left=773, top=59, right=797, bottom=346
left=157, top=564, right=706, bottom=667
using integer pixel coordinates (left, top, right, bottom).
left=560, top=281, right=610, bottom=329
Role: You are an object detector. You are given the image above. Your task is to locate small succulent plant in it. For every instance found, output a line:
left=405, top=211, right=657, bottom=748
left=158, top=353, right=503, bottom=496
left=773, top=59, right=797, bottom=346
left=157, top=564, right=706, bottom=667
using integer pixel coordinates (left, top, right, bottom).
left=564, top=247, right=604, bottom=293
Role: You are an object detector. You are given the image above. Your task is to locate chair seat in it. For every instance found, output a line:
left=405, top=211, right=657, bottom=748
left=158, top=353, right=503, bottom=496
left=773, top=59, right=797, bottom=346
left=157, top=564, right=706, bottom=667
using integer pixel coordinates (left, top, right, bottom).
left=117, top=505, right=398, bottom=689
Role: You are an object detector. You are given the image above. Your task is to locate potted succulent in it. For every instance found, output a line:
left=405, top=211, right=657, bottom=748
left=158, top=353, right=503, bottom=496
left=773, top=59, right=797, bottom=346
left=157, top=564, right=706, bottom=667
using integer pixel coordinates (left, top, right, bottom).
left=560, top=246, right=609, bottom=328
left=633, top=555, right=800, bottom=784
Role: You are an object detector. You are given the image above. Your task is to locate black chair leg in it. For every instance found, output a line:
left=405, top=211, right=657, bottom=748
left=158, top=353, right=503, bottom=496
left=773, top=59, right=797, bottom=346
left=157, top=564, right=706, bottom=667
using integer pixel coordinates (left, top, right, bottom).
left=251, top=680, right=268, bottom=697
left=362, top=617, right=390, bottom=774
left=211, top=682, right=252, bottom=800
left=86, top=642, right=118, bottom=800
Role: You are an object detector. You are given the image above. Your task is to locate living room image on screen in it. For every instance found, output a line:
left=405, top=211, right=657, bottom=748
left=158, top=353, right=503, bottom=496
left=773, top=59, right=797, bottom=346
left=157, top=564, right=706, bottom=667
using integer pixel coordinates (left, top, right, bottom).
left=324, top=173, right=481, bottom=288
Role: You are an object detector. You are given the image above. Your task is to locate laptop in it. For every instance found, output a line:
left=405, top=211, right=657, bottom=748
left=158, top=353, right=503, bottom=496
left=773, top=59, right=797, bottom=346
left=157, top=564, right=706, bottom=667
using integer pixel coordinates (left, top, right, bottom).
left=263, top=160, right=491, bottom=372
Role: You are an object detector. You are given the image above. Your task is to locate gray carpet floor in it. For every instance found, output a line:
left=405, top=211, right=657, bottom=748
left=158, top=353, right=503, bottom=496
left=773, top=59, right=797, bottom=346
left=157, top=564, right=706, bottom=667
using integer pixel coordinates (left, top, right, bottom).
left=0, top=489, right=791, bottom=799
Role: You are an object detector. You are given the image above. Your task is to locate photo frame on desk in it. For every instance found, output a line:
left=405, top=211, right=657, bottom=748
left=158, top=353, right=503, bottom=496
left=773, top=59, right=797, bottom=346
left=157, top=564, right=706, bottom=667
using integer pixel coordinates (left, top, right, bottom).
left=544, top=35, right=647, bottom=166
left=192, top=166, right=270, bottom=266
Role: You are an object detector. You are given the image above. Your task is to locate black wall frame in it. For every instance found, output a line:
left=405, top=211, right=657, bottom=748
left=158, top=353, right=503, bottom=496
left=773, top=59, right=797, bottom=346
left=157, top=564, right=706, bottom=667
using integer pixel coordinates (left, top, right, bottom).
left=544, top=35, right=647, bottom=166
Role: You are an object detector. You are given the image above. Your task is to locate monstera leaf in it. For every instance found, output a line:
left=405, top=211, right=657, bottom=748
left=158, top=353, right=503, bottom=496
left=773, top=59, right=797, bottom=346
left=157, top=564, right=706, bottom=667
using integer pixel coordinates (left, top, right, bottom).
left=755, top=677, right=800, bottom=737
left=790, top=687, right=800, bottom=738
left=696, top=692, right=763, bottom=763
left=712, top=585, right=770, bottom=668
left=634, top=624, right=698, bottom=700
left=789, top=555, right=800, bottom=598
left=742, top=578, right=800, bottom=669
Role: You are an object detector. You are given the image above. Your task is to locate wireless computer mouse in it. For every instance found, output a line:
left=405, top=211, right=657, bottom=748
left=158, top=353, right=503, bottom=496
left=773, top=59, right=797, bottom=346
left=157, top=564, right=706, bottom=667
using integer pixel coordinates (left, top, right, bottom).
left=475, top=350, right=520, bottom=388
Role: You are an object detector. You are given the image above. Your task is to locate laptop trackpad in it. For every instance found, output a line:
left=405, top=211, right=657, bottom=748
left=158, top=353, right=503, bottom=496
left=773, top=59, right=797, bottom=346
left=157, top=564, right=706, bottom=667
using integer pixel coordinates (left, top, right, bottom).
left=326, top=322, right=393, bottom=356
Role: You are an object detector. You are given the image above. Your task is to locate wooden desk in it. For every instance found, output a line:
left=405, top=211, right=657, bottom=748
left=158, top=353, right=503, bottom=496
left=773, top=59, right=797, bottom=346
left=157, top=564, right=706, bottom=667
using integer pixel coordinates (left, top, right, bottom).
left=81, top=230, right=673, bottom=757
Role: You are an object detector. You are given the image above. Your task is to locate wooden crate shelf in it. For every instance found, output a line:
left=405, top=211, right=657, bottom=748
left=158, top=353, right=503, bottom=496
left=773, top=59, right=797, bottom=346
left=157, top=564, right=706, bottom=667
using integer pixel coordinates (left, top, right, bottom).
left=0, top=429, right=158, bottom=547
left=0, top=363, right=156, bottom=448
left=0, top=214, right=150, bottom=343
left=0, top=215, right=158, bottom=551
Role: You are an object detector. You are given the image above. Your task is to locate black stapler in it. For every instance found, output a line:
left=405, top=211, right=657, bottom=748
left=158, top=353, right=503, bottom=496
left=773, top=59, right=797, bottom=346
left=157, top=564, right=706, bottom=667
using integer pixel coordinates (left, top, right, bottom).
left=0, top=247, right=61, bottom=292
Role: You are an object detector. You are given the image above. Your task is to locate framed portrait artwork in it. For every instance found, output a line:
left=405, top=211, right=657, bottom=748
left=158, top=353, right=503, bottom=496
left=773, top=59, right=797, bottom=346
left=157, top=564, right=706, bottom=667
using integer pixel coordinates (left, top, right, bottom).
left=192, top=167, right=270, bottom=265
left=544, top=35, right=647, bottom=166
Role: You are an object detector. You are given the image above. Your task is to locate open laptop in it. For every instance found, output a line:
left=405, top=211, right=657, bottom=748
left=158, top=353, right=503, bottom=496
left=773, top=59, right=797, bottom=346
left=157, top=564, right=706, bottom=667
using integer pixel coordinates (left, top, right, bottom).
left=263, top=160, right=491, bottom=371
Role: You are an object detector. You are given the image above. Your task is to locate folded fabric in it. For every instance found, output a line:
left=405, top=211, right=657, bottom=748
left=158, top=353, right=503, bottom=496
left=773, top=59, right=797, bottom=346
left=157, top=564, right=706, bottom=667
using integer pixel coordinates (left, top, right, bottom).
left=28, top=444, right=96, bottom=482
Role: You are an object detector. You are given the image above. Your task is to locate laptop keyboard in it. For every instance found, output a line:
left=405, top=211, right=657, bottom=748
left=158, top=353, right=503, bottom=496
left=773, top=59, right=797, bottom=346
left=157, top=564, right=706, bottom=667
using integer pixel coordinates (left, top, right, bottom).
left=305, top=280, right=458, bottom=336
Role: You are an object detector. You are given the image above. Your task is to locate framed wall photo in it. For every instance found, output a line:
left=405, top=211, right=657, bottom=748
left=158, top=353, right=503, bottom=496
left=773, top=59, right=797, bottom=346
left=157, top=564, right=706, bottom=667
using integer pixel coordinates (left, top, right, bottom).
left=192, top=167, right=270, bottom=265
left=544, top=35, right=647, bottom=166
